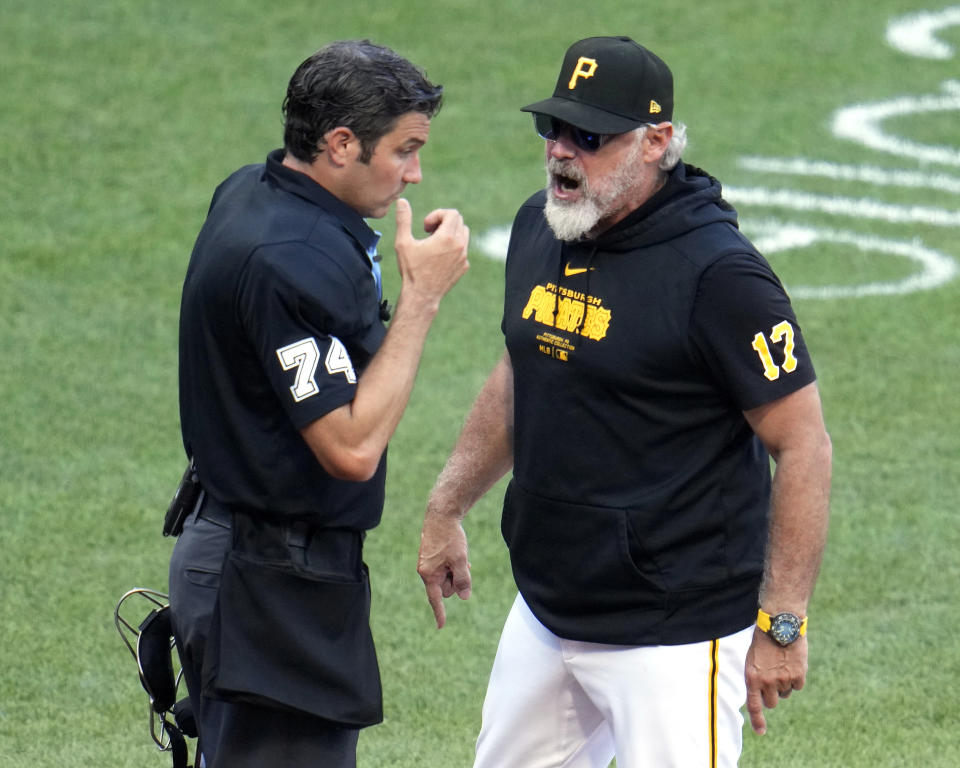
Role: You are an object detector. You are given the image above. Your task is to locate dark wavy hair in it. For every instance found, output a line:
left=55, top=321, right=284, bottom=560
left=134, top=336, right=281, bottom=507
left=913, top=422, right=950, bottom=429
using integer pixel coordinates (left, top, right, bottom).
left=283, top=40, right=443, bottom=164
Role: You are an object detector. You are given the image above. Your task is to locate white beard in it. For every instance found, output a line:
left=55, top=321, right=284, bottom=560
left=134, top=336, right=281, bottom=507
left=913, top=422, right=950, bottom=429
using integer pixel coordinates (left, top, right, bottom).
left=543, top=137, right=644, bottom=242
left=544, top=192, right=605, bottom=242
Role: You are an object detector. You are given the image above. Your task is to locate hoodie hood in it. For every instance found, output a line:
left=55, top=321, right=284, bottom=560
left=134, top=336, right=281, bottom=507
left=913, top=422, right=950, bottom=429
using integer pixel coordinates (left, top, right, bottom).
left=588, top=163, right=740, bottom=254
left=549, top=163, right=741, bottom=325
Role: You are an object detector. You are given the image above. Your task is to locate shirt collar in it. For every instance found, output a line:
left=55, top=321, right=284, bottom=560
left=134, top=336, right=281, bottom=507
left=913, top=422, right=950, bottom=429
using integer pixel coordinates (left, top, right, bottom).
left=263, top=148, right=380, bottom=255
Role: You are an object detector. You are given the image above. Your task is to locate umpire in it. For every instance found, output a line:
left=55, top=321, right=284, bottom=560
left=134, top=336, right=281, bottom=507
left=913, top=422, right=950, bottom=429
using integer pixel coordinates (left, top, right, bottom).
left=168, top=40, right=468, bottom=767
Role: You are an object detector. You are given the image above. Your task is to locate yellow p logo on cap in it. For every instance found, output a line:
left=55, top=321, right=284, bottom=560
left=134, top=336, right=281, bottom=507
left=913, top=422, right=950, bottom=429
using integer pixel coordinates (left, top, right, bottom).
left=568, top=57, right=598, bottom=89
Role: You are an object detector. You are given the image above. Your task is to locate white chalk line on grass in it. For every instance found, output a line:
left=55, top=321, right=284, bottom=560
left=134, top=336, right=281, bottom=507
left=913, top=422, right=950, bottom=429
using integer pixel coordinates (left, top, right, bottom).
left=723, top=186, right=960, bottom=227
left=744, top=220, right=958, bottom=299
left=476, top=227, right=511, bottom=262
left=737, top=156, right=960, bottom=195
left=886, top=5, right=960, bottom=60
left=832, top=80, right=960, bottom=167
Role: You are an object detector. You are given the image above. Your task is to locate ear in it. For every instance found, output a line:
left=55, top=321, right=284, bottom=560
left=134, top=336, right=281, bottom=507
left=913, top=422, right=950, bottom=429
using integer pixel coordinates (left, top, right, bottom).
left=641, top=123, right=673, bottom=164
left=321, top=126, right=360, bottom=168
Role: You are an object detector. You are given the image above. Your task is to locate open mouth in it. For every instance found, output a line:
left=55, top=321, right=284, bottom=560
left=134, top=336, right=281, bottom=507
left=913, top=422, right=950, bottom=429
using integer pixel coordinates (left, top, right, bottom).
left=550, top=170, right=584, bottom=201
left=547, top=158, right=586, bottom=201
left=554, top=173, right=580, bottom=192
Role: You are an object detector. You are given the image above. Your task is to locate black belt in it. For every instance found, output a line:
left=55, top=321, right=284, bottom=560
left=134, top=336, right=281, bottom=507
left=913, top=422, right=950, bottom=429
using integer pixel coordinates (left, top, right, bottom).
left=197, top=494, right=364, bottom=575
left=196, top=493, right=231, bottom=527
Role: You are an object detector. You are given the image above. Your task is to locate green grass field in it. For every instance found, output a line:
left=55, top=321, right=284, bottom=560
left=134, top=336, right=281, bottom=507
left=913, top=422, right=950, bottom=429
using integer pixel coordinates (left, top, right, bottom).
left=2, top=1, right=959, bottom=765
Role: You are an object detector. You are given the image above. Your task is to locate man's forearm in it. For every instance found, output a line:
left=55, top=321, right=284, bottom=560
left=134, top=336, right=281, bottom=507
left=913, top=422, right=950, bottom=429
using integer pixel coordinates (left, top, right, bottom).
left=427, top=350, right=515, bottom=520
left=347, top=292, right=441, bottom=451
left=300, top=200, right=469, bottom=481
left=418, top=350, right=514, bottom=627
left=300, top=290, right=443, bottom=481
left=759, top=432, right=832, bottom=615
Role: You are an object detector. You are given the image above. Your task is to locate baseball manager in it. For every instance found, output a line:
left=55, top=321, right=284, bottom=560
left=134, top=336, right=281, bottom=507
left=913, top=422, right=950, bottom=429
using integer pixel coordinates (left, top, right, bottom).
left=418, top=35, right=831, bottom=767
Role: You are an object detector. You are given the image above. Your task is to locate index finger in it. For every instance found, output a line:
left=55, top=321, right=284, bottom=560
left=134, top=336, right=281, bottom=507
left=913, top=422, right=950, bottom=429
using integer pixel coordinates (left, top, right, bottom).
left=422, top=208, right=462, bottom=235
left=424, top=580, right=447, bottom=629
left=746, top=685, right=767, bottom=735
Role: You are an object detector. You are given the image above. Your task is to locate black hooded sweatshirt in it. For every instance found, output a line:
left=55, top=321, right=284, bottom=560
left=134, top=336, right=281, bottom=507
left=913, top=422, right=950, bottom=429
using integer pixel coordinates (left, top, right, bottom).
left=500, top=162, right=816, bottom=645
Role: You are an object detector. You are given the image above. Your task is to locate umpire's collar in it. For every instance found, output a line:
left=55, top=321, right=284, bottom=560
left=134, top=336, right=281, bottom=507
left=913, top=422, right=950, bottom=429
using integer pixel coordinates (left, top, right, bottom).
left=264, top=148, right=380, bottom=255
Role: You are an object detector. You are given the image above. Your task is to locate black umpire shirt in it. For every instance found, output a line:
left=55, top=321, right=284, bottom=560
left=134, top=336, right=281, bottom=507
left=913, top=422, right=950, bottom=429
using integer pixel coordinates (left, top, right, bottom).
left=179, top=149, right=387, bottom=528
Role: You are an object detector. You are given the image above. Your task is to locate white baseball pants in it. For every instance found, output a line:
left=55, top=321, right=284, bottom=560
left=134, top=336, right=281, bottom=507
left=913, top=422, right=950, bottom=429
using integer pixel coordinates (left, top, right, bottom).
left=473, top=594, right=754, bottom=768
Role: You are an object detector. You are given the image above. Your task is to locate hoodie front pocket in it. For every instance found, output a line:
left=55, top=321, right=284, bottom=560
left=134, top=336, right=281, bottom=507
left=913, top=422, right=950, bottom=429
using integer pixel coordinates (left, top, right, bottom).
left=501, top=481, right=668, bottom=638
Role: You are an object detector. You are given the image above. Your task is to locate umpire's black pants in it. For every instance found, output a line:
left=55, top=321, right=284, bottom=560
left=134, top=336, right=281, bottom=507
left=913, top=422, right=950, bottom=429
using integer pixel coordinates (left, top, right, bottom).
left=168, top=495, right=361, bottom=768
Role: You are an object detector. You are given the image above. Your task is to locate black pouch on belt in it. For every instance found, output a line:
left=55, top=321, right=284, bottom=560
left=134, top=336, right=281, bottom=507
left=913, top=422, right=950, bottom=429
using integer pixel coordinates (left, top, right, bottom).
left=163, top=459, right=202, bottom=537
left=200, top=511, right=382, bottom=728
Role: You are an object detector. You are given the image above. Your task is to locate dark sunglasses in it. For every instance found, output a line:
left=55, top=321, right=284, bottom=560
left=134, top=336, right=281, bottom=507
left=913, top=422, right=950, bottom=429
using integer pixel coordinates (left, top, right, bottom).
left=533, top=113, right=616, bottom=152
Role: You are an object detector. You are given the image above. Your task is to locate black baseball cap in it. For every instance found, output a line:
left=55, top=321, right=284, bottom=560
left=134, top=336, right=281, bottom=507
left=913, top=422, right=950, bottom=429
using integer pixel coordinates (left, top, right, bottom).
left=521, top=36, right=673, bottom=134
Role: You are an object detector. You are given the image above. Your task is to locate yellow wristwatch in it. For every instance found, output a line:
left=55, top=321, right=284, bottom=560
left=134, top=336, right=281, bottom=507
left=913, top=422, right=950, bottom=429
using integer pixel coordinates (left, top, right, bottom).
left=757, top=609, right=807, bottom=646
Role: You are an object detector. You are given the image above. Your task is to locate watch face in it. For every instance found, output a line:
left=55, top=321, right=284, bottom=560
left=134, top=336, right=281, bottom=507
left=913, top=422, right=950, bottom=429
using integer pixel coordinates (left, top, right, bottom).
left=769, top=613, right=802, bottom=646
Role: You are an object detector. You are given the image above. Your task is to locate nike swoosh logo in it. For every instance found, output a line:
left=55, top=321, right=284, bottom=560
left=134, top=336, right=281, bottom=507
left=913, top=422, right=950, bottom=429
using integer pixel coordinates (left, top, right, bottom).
left=564, top=263, right=593, bottom=277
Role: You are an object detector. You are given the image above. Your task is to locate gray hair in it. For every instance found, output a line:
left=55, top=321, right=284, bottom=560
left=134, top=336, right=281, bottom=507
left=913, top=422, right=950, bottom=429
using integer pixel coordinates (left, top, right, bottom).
left=640, top=122, right=687, bottom=170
